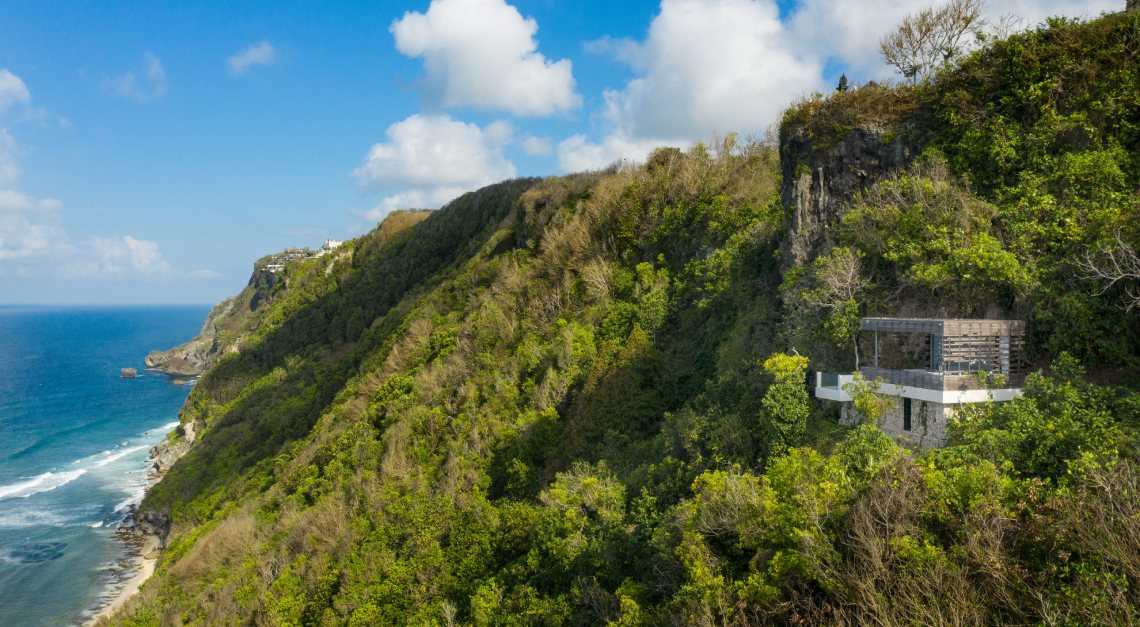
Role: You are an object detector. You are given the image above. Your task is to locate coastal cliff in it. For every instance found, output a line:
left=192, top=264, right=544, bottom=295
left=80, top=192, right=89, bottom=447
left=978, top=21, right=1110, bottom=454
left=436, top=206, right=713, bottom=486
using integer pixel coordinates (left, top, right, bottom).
left=110, top=12, right=1140, bottom=626
left=145, top=249, right=322, bottom=376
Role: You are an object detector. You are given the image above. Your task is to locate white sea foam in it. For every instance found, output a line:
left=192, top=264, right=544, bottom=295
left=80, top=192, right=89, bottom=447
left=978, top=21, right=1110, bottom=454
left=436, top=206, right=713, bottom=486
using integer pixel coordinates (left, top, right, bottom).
left=0, top=469, right=88, bottom=500
left=162, top=421, right=179, bottom=430
left=0, top=508, right=76, bottom=528
left=93, top=445, right=148, bottom=467
left=112, top=484, right=147, bottom=513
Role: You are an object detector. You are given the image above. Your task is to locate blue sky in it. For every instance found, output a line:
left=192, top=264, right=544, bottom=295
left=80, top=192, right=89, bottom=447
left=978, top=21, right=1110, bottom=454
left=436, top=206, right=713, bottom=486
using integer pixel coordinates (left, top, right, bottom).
left=0, top=0, right=1116, bottom=304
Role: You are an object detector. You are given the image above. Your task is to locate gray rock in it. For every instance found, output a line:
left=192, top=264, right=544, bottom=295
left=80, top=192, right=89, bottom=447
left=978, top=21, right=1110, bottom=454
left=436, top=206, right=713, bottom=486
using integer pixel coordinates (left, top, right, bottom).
left=780, top=123, right=921, bottom=269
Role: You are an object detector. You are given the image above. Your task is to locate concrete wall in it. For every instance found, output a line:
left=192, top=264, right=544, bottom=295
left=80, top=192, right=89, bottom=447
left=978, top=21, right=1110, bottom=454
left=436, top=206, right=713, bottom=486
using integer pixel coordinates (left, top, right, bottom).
left=840, top=397, right=956, bottom=448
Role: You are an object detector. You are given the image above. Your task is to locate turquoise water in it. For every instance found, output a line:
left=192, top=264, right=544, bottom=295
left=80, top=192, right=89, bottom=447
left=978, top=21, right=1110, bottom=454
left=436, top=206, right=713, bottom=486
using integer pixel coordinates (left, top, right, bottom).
left=0, top=305, right=208, bottom=626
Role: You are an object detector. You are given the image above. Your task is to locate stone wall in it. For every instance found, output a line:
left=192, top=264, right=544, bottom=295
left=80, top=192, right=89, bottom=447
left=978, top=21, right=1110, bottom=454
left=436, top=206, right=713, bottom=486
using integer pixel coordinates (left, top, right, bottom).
left=841, top=397, right=955, bottom=448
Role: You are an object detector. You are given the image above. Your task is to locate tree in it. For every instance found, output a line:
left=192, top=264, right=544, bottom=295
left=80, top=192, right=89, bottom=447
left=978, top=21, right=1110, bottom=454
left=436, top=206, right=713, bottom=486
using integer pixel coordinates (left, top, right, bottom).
left=1080, top=230, right=1140, bottom=311
left=880, top=0, right=986, bottom=83
left=783, top=247, right=868, bottom=368
left=760, top=353, right=811, bottom=460
left=843, top=373, right=894, bottom=425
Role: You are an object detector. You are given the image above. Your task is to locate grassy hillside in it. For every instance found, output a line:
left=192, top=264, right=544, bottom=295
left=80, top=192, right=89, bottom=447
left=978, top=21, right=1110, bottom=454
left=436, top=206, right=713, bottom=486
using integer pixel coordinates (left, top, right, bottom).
left=110, top=11, right=1140, bottom=625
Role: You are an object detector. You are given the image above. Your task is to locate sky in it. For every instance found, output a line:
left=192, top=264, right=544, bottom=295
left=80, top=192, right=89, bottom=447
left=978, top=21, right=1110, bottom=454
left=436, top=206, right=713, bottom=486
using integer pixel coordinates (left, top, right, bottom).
left=0, top=0, right=1119, bottom=304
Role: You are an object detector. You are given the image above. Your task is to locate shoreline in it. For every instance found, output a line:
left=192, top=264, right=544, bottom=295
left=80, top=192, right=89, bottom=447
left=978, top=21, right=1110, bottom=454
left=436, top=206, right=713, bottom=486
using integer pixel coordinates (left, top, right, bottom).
left=86, top=418, right=185, bottom=625
left=88, top=530, right=160, bottom=625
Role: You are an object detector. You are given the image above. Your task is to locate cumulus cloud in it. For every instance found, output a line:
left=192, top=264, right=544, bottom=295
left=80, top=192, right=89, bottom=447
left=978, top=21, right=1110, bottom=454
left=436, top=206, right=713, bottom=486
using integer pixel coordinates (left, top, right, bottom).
left=557, top=132, right=669, bottom=173
left=520, top=135, right=553, bottom=156
left=0, top=71, right=182, bottom=280
left=104, top=52, right=168, bottom=103
left=86, top=235, right=172, bottom=277
left=0, top=190, right=61, bottom=211
left=0, top=129, right=18, bottom=185
left=353, top=113, right=517, bottom=221
left=391, top=0, right=580, bottom=116
left=0, top=69, right=30, bottom=114
left=228, top=41, right=278, bottom=76
left=560, top=0, right=821, bottom=171
left=0, top=207, right=67, bottom=262
left=787, top=0, right=1119, bottom=74
left=559, top=0, right=1117, bottom=172
left=0, top=193, right=173, bottom=278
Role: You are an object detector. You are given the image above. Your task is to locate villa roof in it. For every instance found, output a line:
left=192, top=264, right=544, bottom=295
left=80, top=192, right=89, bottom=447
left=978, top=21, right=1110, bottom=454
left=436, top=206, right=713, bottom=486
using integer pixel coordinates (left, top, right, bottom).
left=860, top=317, right=1025, bottom=335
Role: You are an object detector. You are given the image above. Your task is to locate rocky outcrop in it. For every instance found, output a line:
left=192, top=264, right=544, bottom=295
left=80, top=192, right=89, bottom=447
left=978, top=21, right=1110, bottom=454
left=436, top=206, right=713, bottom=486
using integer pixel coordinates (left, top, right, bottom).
left=145, top=297, right=237, bottom=376
left=145, top=252, right=291, bottom=377
left=136, top=419, right=200, bottom=543
left=780, top=123, right=922, bottom=269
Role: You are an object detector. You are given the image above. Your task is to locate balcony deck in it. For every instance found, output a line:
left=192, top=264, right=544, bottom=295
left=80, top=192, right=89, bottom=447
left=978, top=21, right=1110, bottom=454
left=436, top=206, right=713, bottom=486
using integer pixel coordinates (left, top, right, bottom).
left=859, top=367, right=1024, bottom=391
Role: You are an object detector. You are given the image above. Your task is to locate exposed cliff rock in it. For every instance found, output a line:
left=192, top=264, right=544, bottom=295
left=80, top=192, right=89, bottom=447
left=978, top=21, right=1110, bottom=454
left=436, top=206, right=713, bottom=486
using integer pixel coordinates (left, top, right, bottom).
left=144, top=254, right=296, bottom=376
left=145, top=298, right=235, bottom=376
left=136, top=421, right=199, bottom=543
left=780, top=123, right=922, bottom=268
left=778, top=85, right=927, bottom=269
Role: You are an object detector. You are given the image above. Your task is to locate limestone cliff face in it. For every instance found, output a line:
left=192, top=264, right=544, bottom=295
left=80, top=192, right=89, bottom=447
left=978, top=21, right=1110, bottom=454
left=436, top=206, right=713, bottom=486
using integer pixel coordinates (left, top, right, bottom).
left=145, top=298, right=235, bottom=376
left=780, top=124, right=921, bottom=268
left=145, top=262, right=282, bottom=376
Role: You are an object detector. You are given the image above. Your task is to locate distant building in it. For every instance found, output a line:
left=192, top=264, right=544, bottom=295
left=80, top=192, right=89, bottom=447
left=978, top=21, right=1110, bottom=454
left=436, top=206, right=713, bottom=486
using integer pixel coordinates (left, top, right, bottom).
left=815, top=317, right=1025, bottom=448
left=314, top=239, right=344, bottom=258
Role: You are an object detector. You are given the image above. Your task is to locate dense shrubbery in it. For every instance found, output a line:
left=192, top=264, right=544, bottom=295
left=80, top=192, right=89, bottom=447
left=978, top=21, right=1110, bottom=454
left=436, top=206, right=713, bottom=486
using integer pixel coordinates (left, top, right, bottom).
left=108, top=11, right=1140, bottom=626
left=782, top=10, right=1140, bottom=370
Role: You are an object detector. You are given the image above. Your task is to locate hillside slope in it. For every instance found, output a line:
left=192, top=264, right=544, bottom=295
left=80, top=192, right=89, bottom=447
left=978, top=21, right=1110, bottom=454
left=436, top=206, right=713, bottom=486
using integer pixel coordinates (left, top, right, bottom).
left=110, top=12, right=1139, bottom=626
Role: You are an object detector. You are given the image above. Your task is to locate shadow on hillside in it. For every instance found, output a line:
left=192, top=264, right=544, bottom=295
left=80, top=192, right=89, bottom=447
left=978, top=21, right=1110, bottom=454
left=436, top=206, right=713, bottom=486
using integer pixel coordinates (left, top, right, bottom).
left=488, top=227, right=784, bottom=503
left=144, top=178, right=541, bottom=517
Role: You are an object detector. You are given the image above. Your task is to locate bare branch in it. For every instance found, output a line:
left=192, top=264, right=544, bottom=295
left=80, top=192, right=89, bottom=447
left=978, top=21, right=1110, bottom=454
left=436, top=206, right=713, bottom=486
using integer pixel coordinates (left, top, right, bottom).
left=1079, top=231, right=1140, bottom=311
left=880, top=0, right=987, bottom=83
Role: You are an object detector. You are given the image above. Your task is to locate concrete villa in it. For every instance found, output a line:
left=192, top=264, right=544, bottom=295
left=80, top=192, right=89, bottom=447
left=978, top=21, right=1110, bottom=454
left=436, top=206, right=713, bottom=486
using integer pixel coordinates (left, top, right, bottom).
left=815, top=317, right=1026, bottom=448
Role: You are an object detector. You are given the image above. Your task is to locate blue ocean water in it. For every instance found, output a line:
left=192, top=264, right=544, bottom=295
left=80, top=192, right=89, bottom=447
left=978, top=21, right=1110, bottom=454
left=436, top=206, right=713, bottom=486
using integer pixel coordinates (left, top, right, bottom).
left=0, top=305, right=209, bottom=626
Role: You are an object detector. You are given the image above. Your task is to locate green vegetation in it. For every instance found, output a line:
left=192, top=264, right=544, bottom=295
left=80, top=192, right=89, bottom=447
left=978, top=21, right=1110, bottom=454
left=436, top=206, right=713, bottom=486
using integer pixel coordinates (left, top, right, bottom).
left=107, top=10, right=1140, bottom=626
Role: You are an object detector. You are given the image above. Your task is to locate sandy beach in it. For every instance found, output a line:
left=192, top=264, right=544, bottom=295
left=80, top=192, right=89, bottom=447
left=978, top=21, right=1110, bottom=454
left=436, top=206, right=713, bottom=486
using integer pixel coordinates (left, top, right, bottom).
left=89, top=532, right=160, bottom=625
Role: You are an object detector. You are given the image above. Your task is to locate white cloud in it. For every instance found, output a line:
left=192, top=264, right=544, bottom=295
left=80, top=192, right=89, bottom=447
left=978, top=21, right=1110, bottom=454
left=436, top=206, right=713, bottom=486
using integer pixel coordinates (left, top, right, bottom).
left=0, top=193, right=179, bottom=279
left=353, top=113, right=517, bottom=221
left=520, top=135, right=552, bottom=156
left=787, top=0, right=1118, bottom=75
left=0, top=190, right=169, bottom=277
left=228, top=41, right=278, bottom=76
left=0, top=209, right=67, bottom=262
left=0, top=129, right=18, bottom=185
left=391, top=0, right=580, bottom=116
left=85, top=235, right=172, bottom=277
left=617, top=0, right=822, bottom=138
left=0, top=69, right=31, bottom=114
left=557, top=132, right=669, bottom=173
left=560, top=0, right=821, bottom=171
left=0, top=190, right=60, bottom=211
left=104, top=52, right=168, bottom=103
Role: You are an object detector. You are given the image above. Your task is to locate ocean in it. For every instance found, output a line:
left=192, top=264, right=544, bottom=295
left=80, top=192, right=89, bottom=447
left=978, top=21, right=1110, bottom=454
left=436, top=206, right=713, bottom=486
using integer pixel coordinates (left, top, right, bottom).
left=0, top=305, right=209, bottom=626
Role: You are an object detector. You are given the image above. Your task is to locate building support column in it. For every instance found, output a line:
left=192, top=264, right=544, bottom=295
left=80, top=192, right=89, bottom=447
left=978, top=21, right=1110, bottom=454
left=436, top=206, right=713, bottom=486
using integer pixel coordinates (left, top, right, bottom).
left=874, top=330, right=879, bottom=368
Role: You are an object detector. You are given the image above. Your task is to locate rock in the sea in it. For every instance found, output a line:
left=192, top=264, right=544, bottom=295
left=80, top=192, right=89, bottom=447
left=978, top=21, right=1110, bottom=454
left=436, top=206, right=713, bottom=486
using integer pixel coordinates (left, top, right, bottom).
left=120, top=368, right=138, bottom=378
